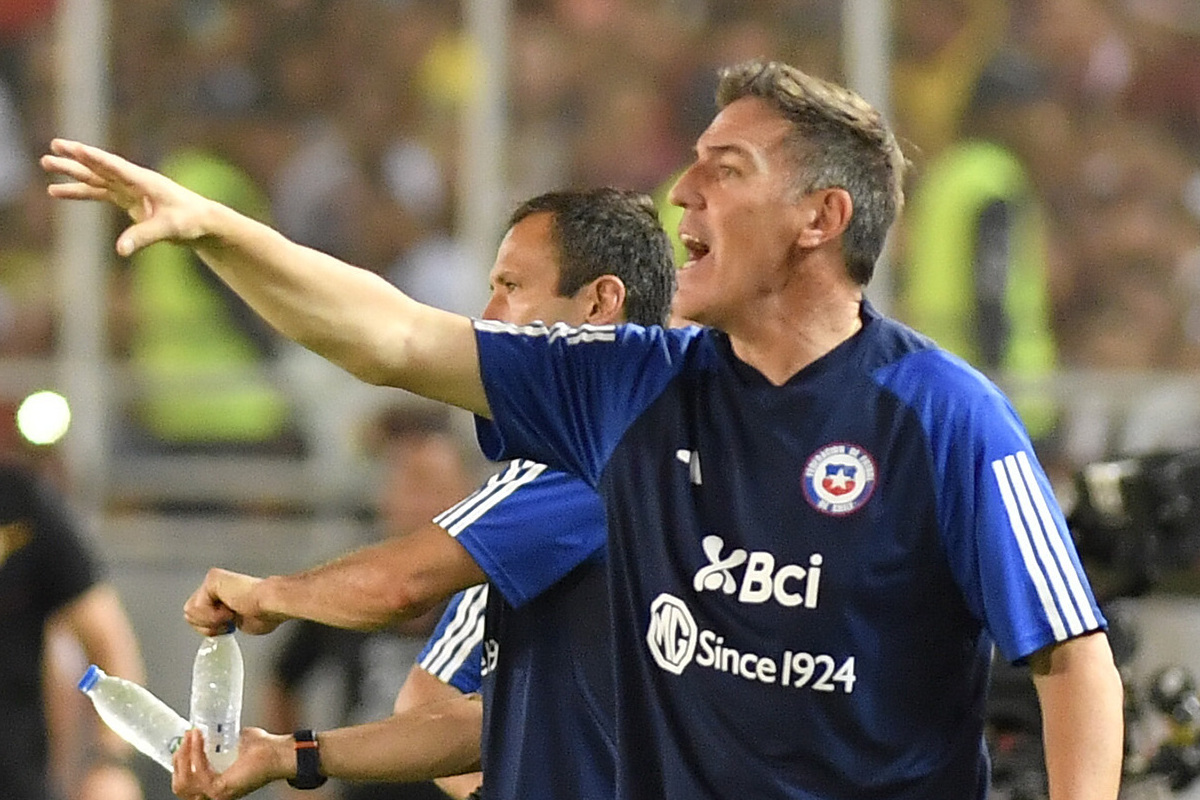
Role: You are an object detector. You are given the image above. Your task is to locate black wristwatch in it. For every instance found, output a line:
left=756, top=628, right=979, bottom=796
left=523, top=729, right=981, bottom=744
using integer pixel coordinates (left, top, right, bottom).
left=286, top=729, right=328, bottom=790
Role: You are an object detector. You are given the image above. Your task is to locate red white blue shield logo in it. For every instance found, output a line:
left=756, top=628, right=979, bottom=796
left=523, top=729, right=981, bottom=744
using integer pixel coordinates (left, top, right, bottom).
left=802, top=443, right=877, bottom=515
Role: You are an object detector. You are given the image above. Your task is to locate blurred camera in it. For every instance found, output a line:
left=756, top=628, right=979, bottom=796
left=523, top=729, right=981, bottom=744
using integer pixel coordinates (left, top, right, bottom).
left=988, top=449, right=1200, bottom=799
left=1068, top=449, right=1200, bottom=600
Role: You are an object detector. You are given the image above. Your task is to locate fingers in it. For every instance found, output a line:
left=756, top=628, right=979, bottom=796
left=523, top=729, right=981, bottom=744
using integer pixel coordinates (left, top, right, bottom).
left=44, top=180, right=111, bottom=202
left=172, top=729, right=216, bottom=800
left=41, top=152, right=118, bottom=208
left=183, top=574, right=238, bottom=636
left=40, top=153, right=106, bottom=188
left=41, top=139, right=139, bottom=193
left=42, top=138, right=212, bottom=256
left=183, top=569, right=272, bottom=635
left=49, top=137, right=139, bottom=182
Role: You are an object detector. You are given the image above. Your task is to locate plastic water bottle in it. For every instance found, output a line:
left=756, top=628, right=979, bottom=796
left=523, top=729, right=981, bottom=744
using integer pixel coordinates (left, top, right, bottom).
left=189, top=624, right=244, bottom=772
left=77, top=665, right=190, bottom=772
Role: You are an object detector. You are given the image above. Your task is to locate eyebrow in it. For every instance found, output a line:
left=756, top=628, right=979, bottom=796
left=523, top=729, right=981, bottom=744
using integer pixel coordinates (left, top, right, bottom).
left=700, top=143, right=753, bottom=161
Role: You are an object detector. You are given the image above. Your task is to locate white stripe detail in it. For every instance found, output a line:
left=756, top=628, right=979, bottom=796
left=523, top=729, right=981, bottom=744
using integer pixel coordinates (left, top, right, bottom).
left=435, top=460, right=547, bottom=536
left=992, top=457, right=1067, bottom=640
left=435, top=460, right=527, bottom=528
left=1002, top=454, right=1083, bottom=637
left=420, top=584, right=488, bottom=681
left=434, top=461, right=521, bottom=529
left=1016, top=451, right=1099, bottom=630
left=473, top=318, right=616, bottom=344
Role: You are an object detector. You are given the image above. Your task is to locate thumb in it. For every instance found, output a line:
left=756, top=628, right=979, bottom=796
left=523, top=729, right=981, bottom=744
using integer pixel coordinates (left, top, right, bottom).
left=117, top=194, right=193, bottom=255
left=116, top=218, right=168, bottom=256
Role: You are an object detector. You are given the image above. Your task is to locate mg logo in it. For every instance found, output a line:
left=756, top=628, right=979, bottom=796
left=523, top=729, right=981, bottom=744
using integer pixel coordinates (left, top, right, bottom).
left=646, top=593, right=698, bottom=675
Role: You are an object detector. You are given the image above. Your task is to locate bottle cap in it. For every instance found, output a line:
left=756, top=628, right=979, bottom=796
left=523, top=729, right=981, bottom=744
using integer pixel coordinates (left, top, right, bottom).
left=222, top=620, right=236, bottom=635
left=78, top=664, right=102, bottom=692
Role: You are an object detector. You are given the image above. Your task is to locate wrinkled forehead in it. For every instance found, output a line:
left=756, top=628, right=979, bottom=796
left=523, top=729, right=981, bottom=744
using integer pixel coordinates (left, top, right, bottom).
left=699, top=96, right=795, bottom=159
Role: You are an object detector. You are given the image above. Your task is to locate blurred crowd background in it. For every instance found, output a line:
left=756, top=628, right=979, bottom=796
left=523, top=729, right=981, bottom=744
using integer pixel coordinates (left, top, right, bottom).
left=4, top=0, right=1200, bottom=798
left=5, top=0, right=1200, bottom=480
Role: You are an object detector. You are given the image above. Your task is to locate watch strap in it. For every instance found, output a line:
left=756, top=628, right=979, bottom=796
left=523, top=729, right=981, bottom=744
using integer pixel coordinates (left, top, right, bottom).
left=286, top=729, right=328, bottom=790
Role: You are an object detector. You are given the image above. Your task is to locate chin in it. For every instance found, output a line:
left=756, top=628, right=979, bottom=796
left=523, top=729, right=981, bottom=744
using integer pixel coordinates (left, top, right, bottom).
left=672, top=301, right=716, bottom=329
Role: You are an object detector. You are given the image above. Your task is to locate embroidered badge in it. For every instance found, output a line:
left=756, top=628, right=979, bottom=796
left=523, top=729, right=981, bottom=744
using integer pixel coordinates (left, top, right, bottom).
left=802, top=443, right=877, bottom=516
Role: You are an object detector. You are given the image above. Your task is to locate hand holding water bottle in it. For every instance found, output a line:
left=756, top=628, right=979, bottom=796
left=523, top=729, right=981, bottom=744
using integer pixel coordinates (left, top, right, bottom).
left=171, top=727, right=291, bottom=800
left=189, top=624, right=244, bottom=773
left=183, top=567, right=289, bottom=636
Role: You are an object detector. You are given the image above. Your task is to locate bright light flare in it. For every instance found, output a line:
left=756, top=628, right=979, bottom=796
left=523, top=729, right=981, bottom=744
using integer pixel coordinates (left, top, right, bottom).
left=16, top=390, right=71, bottom=445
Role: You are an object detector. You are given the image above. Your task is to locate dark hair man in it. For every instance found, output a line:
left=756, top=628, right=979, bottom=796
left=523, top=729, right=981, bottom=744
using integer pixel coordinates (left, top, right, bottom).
left=166, top=188, right=672, bottom=800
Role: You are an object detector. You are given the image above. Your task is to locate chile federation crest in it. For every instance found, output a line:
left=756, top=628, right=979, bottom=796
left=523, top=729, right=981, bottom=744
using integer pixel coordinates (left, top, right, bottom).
left=802, top=443, right=877, bottom=515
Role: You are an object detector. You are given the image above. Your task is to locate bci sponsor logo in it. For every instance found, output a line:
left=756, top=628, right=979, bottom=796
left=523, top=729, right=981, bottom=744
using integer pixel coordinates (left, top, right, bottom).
left=692, top=535, right=823, bottom=608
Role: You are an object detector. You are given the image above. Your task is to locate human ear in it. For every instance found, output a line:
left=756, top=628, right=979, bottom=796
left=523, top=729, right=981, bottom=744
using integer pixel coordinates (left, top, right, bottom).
left=796, top=188, right=853, bottom=249
left=584, top=275, right=628, bottom=325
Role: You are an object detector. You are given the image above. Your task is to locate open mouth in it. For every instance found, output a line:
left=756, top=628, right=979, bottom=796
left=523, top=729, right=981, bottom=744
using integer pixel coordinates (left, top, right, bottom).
left=679, top=232, right=711, bottom=268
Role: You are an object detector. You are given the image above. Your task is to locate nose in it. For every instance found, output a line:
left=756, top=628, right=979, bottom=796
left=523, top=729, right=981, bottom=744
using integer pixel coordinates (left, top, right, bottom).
left=667, top=164, right=701, bottom=210
left=481, top=293, right=504, bottom=321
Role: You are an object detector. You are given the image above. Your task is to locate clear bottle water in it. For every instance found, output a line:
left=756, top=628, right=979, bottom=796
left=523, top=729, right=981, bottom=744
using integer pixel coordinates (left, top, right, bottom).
left=77, top=664, right=190, bottom=772
left=189, top=624, right=244, bottom=773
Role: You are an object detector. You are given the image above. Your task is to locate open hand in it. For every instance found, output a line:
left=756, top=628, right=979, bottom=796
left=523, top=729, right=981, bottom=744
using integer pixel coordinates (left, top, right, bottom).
left=171, top=727, right=292, bottom=800
left=41, top=138, right=213, bottom=256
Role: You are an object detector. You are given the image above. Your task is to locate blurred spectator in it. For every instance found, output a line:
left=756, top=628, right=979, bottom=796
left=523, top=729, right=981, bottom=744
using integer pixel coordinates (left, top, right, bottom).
left=262, top=403, right=477, bottom=800
left=0, top=0, right=53, bottom=142
left=120, top=107, right=303, bottom=458
left=1120, top=0, right=1200, bottom=152
left=1052, top=116, right=1200, bottom=463
left=899, top=50, right=1061, bottom=445
left=0, top=183, right=55, bottom=358
left=0, top=77, right=30, bottom=207
left=9, top=0, right=1200, bottom=522
left=257, top=14, right=361, bottom=261
left=891, top=0, right=1010, bottom=162
left=0, top=447, right=148, bottom=800
left=1055, top=118, right=1200, bottom=364
left=571, top=66, right=680, bottom=192
left=1015, top=0, right=1135, bottom=113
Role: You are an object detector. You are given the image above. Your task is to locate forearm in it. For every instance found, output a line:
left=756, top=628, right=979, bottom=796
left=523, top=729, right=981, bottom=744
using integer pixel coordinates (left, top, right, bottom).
left=289, top=697, right=483, bottom=783
left=191, top=202, right=487, bottom=413
left=257, top=545, right=430, bottom=630
left=255, top=529, right=486, bottom=631
left=191, top=203, right=413, bottom=381
left=1032, top=632, right=1125, bottom=799
left=44, top=139, right=489, bottom=415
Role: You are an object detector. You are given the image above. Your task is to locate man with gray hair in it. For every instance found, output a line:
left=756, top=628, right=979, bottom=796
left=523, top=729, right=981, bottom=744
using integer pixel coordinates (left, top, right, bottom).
left=44, top=58, right=1123, bottom=800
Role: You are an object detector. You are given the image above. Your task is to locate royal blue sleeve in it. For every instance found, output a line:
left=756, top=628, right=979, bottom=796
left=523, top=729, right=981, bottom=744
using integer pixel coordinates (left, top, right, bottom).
left=435, top=463, right=607, bottom=608
left=471, top=321, right=698, bottom=485
left=417, top=585, right=486, bottom=694
left=880, top=350, right=1106, bottom=662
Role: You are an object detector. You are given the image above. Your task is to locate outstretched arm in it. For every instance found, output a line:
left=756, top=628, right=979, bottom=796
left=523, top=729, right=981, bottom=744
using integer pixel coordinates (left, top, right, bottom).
left=1031, top=631, right=1124, bottom=800
left=184, top=522, right=487, bottom=635
left=171, top=694, right=483, bottom=800
left=41, top=139, right=490, bottom=416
